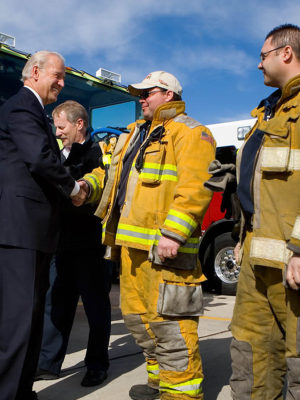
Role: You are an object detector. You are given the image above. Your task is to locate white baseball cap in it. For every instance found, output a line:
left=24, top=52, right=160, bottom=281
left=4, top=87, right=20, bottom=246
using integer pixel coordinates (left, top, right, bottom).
left=128, top=71, right=182, bottom=97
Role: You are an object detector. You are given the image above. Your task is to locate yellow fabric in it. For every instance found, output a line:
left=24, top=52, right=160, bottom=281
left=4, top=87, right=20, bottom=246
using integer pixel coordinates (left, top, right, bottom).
left=83, top=172, right=104, bottom=204
left=147, top=359, right=160, bottom=383
left=83, top=135, right=121, bottom=205
left=232, top=76, right=300, bottom=399
left=230, top=232, right=300, bottom=399
left=159, top=376, right=203, bottom=397
left=89, top=101, right=215, bottom=253
left=83, top=168, right=105, bottom=204
left=237, top=74, right=300, bottom=267
left=83, top=101, right=214, bottom=399
left=56, top=138, right=63, bottom=150
left=120, top=246, right=203, bottom=399
left=115, top=223, right=200, bottom=254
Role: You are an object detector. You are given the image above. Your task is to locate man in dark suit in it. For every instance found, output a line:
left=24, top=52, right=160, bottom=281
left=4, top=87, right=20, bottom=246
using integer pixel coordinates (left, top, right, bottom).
left=0, top=51, right=86, bottom=400
left=36, top=100, right=112, bottom=387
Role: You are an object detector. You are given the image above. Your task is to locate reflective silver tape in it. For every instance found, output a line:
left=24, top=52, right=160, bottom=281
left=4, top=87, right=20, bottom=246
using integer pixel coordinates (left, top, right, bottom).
left=261, top=147, right=300, bottom=171
left=165, top=214, right=195, bottom=234
left=289, top=149, right=300, bottom=171
left=291, top=216, right=300, bottom=241
left=160, top=379, right=203, bottom=395
left=261, top=147, right=290, bottom=170
left=141, top=166, right=178, bottom=177
left=173, top=114, right=201, bottom=129
left=250, top=237, right=293, bottom=264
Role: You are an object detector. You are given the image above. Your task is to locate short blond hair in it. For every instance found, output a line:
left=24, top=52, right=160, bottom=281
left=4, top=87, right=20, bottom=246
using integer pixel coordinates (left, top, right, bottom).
left=22, top=50, right=65, bottom=82
left=52, top=100, right=88, bottom=129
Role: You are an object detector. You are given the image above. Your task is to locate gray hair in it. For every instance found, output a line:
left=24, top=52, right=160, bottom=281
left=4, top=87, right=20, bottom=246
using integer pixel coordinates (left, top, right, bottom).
left=22, top=50, right=65, bottom=82
left=52, top=100, right=89, bottom=129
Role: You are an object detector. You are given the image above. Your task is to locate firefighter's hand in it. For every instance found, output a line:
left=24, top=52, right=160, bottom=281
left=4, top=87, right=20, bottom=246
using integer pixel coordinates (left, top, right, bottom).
left=286, top=255, right=300, bottom=290
left=157, top=236, right=181, bottom=262
left=234, top=242, right=241, bottom=264
left=71, top=181, right=89, bottom=207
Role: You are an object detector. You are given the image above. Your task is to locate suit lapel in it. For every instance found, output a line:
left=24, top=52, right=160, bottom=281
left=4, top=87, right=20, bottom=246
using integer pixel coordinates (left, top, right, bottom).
left=42, top=110, right=61, bottom=157
left=22, top=87, right=61, bottom=158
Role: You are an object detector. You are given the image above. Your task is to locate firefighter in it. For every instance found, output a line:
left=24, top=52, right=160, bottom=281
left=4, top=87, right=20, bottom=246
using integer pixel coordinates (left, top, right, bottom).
left=230, top=24, right=300, bottom=399
left=75, top=71, right=215, bottom=400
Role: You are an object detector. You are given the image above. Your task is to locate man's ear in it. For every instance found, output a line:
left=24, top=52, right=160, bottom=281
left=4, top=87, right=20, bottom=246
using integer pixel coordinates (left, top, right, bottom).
left=283, top=45, right=293, bottom=63
left=165, top=90, right=175, bottom=102
left=76, top=118, right=84, bottom=130
left=32, top=65, right=39, bottom=81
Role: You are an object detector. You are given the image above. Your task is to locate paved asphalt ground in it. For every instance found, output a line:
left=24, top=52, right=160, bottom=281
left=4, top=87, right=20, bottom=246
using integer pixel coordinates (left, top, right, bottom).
left=34, top=284, right=235, bottom=400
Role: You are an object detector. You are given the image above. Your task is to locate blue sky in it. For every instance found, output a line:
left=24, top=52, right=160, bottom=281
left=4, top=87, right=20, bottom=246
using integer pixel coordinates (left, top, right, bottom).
left=2, top=0, right=300, bottom=124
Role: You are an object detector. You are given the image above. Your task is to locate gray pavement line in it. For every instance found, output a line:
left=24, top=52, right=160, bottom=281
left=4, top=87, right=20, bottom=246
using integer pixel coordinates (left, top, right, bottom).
left=200, top=316, right=231, bottom=321
left=199, top=329, right=231, bottom=339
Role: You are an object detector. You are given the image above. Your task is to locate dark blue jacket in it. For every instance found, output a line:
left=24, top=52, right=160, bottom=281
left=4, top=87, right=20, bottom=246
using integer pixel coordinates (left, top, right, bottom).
left=58, top=136, right=103, bottom=250
left=0, top=87, right=75, bottom=253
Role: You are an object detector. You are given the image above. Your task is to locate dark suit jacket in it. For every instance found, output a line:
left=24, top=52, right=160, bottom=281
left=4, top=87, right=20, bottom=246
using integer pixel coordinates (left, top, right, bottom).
left=58, top=136, right=104, bottom=251
left=0, top=87, right=75, bottom=253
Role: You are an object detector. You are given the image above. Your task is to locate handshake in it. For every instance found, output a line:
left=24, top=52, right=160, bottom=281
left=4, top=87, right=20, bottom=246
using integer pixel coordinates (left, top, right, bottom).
left=71, top=180, right=89, bottom=207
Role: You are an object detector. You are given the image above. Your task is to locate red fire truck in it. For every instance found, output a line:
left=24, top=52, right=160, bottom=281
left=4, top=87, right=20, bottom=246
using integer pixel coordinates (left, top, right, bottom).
left=199, top=120, right=255, bottom=294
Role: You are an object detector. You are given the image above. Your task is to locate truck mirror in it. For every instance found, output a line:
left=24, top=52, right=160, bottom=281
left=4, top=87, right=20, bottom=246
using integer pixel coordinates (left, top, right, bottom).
left=237, top=125, right=251, bottom=141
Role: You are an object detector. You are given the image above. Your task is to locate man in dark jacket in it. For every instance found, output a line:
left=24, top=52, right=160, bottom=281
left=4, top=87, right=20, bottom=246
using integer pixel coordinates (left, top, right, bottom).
left=36, top=100, right=112, bottom=387
left=0, top=52, right=86, bottom=400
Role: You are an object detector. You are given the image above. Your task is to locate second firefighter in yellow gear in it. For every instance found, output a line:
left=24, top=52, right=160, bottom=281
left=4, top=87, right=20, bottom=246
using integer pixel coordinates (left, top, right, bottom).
left=230, top=24, right=300, bottom=400
left=83, top=71, right=216, bottom=400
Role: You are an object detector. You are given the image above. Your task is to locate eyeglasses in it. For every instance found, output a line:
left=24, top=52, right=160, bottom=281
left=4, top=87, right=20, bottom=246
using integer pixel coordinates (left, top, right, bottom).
left=139, top=89, right=165, bottom=100
left=260, top=45, right=285, bottom=62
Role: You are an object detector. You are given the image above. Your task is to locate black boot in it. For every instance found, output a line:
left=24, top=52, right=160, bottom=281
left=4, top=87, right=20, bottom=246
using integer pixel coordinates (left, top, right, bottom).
left=81, top=369, right=108, bottom=387
left=129, top=384, right=159, bottom=400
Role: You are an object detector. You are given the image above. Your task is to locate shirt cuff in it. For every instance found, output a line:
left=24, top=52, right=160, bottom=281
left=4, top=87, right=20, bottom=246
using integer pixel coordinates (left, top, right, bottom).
left=70, top=181, right=80, bottom=197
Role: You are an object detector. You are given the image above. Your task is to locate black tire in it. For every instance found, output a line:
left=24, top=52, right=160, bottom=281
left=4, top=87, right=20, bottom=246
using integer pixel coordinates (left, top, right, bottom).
left=202, top=232, right=238, bottom=295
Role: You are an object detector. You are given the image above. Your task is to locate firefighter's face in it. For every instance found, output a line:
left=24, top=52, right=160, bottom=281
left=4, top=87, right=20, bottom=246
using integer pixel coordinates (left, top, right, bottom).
left=54, top=111, right=84, bottom=149
left=258, top=37, right=286, bottom=88
left=139, top=87, right=171, bottom=120
left=33, top=55, right=65, bottom=105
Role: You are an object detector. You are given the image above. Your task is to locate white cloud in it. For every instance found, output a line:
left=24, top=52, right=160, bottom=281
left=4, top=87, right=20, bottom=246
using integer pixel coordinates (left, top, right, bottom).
left=170, top=46, right=255, bottom=77
left=1, top=0, right=300, bottom=83
left=1, top=0, right=138, bottom=55
left=0, top=0, right=264, bottom=52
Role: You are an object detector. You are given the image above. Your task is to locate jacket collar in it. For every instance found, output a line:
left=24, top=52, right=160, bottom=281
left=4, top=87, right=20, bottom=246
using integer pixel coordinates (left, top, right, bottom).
left=63, top=134, right=92, bottom=164
left=23, top=85, right=44, bottom=108
left=252, top=74, right=300, bottom=119
left=132, top=101, right=186, bottom=132
left=281, top=74, right=300, bottom=99
left=152, top=101, right=185, bottom=126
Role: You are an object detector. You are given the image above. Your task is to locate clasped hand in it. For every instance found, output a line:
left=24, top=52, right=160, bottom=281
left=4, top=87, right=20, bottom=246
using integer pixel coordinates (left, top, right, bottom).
left=71, top=180, right=89, bottom=207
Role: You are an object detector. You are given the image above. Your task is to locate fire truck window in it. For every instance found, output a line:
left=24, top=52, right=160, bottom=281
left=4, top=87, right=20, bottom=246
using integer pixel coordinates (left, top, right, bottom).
left=91, top=101, right=137, bottom=130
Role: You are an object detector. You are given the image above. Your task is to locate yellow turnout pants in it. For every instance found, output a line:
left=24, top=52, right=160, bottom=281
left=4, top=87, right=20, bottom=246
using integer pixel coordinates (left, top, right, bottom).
left=120, top=246, right=204, bottom=400
left=230, top=233, right=300, bottom=400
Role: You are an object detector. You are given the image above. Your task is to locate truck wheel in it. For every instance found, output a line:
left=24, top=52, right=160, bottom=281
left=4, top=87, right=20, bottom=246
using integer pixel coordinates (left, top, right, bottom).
left=202, top=232, right=239, bottom=295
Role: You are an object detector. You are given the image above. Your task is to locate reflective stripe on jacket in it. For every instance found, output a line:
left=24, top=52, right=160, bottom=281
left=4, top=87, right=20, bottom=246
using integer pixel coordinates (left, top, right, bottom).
left=237, top=74, right=300, bottom=268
